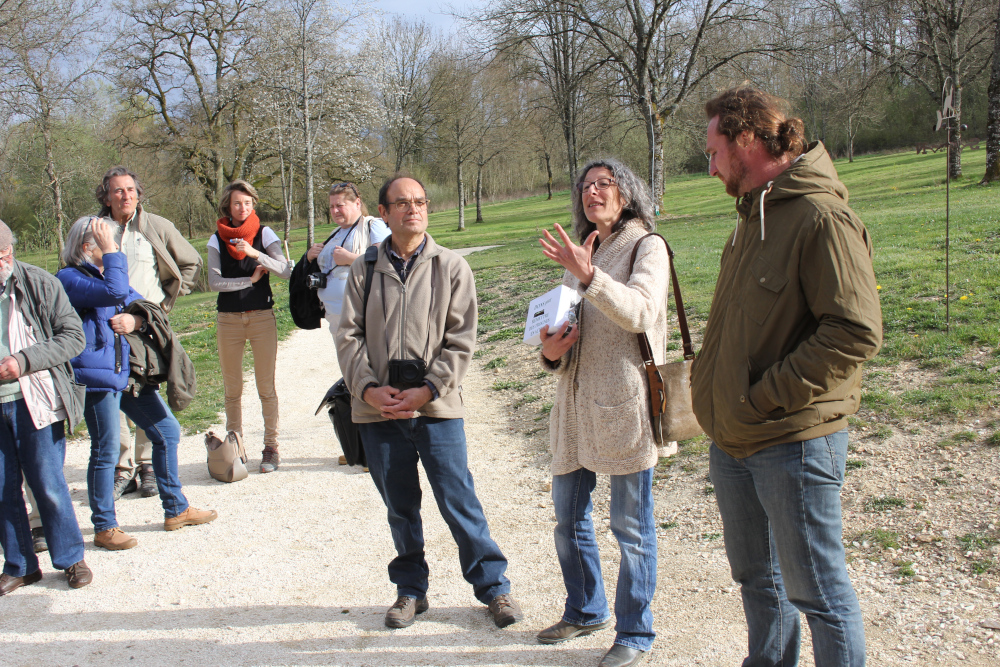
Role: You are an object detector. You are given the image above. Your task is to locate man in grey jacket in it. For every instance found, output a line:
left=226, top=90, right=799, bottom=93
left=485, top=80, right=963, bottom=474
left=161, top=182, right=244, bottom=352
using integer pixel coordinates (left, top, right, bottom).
left=337, top=175, right=521, bottom=631
left=0, top=219, right=93, bottom=595
left=95, top=166, right=203, bottom=499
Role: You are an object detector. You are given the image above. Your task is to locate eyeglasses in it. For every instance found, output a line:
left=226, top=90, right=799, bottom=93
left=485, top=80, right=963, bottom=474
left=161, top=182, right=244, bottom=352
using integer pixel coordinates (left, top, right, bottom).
left=576, top=177, right=616, bottom=193
left=0, top=250, right=13, bottom=265
left=390, top=198, right=430, bottom=212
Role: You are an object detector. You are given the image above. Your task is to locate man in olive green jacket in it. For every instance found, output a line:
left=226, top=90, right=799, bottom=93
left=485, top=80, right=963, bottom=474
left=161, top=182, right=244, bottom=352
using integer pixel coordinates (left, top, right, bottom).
left=692, top=88, right=882, bottom=667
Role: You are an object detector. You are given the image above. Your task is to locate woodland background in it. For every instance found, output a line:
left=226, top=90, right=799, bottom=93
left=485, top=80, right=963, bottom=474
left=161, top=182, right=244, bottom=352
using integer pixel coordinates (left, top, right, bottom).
left=0, top=0, right=997, bottom=255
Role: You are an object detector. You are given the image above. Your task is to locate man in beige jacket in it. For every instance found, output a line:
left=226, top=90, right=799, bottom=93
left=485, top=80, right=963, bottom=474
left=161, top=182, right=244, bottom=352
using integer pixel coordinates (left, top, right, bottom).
left=97, top=166, right=202, bottom=499
left=337, top=175, right=521, bottom=631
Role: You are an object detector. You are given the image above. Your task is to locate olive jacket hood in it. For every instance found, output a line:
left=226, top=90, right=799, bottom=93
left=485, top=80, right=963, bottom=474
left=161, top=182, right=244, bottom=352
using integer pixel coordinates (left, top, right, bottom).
left=690, top=141, right=883, bottom=457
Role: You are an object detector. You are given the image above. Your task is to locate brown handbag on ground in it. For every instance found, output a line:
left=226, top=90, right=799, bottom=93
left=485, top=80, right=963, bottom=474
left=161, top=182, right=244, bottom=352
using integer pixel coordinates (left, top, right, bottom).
left=628, top=233, right=704, bottom=444
left=205, top=430, right=249, bottom=483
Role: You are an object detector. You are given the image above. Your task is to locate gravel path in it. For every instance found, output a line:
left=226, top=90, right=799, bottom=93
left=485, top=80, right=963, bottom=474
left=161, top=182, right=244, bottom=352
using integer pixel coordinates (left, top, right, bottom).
left=3, top=322, right=998, bottom=665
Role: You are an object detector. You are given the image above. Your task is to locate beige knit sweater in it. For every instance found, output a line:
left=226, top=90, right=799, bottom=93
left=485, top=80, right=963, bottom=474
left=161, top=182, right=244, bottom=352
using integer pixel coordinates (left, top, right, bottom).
left=543, top=219, right=671, bottom=476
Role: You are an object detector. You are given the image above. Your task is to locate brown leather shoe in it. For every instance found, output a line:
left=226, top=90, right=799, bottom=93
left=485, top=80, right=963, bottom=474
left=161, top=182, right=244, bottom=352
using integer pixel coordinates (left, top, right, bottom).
left=0, top=569, right=42, bottom=596
left=537, top=618, right=613, bottom=644
left=488, top=593, right=523, bottom=628
left=384, top=595, right=429, bottom=628
left=95, top=527, right=138, bottom=550
left=64, top=561, right=92, bottom=589
left=164, top=506, right=218, bottom=531
left=337, top=454, right=348, bottom=465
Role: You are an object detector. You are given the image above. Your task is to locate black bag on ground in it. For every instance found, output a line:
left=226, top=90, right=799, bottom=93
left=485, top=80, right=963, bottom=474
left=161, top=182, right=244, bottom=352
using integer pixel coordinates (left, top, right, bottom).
left=316, top=379, right=367, bottom=467
left=314, top=245, right=379, bottom=467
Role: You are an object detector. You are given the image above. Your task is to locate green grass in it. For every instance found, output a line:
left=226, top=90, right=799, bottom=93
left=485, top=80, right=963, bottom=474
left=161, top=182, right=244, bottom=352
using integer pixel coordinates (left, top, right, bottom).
left=863, top=528, right=901, bottom=550
left=895, top=560, right=915, bottom=578
left=958, top=532, right=999, bottom=550
left=865, top=496, right=907, bottom=512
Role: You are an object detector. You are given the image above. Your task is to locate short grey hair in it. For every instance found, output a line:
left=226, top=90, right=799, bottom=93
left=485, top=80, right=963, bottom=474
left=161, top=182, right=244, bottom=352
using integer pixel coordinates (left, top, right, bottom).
left=572, top=158, right=656, bottom=243
left=63, top=216, right=99, bottom=267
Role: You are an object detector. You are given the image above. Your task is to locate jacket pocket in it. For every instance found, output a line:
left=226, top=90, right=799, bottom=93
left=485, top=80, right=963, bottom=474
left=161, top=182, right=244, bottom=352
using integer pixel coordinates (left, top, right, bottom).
left=591, top=391, right=646, bottom=460
left=741, top=257, right=788, bottom=325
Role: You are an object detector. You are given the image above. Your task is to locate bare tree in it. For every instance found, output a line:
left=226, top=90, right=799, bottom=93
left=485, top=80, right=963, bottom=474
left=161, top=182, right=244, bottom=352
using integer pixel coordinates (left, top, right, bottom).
left=829, top=0, right=995, bottom=177
left=0, top=0, right=100, bottom=254
left=982, top=0, right=1000, bottom=184
left=370, top=17, right=438, bottom=173
left=113, top=0, right=264, bottom=208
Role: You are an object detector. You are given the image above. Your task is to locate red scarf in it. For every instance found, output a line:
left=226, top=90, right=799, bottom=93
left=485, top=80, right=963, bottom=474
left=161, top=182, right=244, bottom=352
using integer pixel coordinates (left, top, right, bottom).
left=216, top=211, right=261, bottom=260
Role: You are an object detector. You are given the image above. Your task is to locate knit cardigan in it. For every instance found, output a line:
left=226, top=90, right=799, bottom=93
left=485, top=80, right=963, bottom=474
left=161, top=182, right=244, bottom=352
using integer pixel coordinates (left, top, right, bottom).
left=543, top=219, right=671, bottom=476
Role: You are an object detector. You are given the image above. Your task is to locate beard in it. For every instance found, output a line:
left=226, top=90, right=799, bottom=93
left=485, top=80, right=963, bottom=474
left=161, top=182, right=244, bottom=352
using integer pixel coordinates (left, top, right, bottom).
left=0, top=263, right=12, bottom=285
left=723, top=152, right=749, bottom=198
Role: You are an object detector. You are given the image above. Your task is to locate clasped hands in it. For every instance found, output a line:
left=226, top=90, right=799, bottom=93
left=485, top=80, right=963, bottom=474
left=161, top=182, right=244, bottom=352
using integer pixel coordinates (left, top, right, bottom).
left=363, top=384, right=432, bottom=420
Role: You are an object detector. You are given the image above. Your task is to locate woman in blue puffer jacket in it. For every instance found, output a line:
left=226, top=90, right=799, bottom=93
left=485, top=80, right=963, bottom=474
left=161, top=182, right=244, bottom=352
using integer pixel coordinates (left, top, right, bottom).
left=57, top=216, right=216, bottom=552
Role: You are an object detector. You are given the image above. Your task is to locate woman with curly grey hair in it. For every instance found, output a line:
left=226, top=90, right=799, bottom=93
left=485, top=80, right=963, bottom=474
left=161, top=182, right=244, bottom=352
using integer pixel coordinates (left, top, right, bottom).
left=535, top=158, right=670, bottom=667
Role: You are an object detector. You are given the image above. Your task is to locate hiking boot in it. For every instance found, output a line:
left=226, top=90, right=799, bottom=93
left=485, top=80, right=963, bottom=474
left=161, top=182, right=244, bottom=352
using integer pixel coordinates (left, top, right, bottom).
left=384, top=595, right=428, bottom=628
left=537, top=618, right=613, bottom=644
left=164, top=506, right=218, bottom=531
left=138, top=464, right=157, bottom=497
left=260, top=446, right=280, bottom=473
left=31, top=527, right=48, bottom=553
left=64, top=561, right=92, bottom=589
left=488, top=593, right=523, bottom=628
left=0, top=569, right=42, bottom=596
left=113, top=469, right=138, bottom=500
left=337, top=454, right=347, bottom=465
left=94, top=527, right=138, bottom=551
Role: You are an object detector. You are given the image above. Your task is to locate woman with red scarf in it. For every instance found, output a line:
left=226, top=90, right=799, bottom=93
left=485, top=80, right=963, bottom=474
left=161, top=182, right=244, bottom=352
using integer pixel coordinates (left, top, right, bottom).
left=207, top=180, right=291, bottom=473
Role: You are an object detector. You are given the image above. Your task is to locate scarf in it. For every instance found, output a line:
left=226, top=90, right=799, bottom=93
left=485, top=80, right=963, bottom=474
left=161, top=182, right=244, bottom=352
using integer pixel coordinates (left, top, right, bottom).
left=216, top=211, right=261, bottom=260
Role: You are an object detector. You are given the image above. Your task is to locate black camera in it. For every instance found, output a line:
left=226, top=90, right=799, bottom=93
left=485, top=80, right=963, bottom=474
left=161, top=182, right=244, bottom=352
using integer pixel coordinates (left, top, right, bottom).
left=306, top=272, right=327, bottom=290
left=388, top=359, right=427, bottom=390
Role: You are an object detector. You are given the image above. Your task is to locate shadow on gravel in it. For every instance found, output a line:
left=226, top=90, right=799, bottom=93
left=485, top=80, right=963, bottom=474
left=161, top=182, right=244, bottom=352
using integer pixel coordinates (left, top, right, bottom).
left=6, top=601, right=603, bottom=665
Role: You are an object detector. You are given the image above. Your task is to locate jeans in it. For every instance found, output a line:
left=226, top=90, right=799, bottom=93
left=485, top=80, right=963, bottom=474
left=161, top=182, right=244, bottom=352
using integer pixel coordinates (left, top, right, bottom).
left=709, top=430, right=866, bottom=667
left=85, top=386, right=189, bottom=528
left=359, top=417, right=511, bottom=603
left=552, top=467, right=657, bottom=652
left=0, top=398, right=85, bottom=576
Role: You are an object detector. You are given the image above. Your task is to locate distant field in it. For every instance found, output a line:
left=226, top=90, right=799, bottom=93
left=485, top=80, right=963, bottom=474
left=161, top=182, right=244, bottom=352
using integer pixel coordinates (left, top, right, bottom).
left=18, top=147, right=999, bottom=430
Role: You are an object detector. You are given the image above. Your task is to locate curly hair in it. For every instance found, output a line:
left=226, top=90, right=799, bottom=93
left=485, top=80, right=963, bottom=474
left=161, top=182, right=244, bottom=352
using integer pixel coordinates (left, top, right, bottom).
left=705, top=87, right=807, bottom=160
left=571, top=158, right=655, bottom=244
left=95, top=166, right=144, bottom=217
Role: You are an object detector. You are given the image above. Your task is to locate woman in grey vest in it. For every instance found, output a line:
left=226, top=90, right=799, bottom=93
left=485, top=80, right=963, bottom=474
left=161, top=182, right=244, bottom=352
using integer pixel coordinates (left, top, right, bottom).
left=207, top=180, right=291, bottom=473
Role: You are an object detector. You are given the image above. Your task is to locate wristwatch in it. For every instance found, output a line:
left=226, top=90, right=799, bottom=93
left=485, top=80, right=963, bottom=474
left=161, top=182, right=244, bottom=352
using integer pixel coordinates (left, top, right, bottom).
left=138, top=320, right=149, bottom=334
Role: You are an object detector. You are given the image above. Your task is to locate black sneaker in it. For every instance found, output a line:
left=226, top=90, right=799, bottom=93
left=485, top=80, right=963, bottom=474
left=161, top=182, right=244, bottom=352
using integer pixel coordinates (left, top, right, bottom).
left=113, top=469, right=138, bottom=500
left=31, top=527, right=47, bottom=553
left=139, top=464, right=157, bottom=497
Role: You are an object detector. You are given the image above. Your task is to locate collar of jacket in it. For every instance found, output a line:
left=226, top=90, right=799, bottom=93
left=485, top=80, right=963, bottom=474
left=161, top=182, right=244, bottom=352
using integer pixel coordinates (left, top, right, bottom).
left=377, top=232, right=442, bottom=274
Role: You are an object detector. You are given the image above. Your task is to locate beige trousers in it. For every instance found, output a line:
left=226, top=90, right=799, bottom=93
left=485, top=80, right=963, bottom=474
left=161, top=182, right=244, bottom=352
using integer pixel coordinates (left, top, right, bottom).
left=116, top=414, right=151, bottom=471
left=217, top=310, right=279, bottom=447
left=24, top=478, right=41, bottom=529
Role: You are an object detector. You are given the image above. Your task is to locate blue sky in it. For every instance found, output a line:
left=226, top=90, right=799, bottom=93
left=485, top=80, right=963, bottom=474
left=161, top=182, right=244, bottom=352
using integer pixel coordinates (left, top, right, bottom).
left=374, top=0, right=482, bottom=30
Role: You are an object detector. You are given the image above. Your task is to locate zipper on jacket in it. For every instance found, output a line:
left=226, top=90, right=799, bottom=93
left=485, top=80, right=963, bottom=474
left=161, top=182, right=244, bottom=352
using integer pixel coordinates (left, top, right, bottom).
left=398, top=282, right=407, bottom=358
left=114, top=332, right=122, bottom=374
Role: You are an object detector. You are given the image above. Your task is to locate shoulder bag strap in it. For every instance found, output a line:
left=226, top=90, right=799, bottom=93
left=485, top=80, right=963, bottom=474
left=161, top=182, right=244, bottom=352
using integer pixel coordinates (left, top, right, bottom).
left=360, top=244, right=378, bottom=334
left=627, top=233, right=693, bottom=419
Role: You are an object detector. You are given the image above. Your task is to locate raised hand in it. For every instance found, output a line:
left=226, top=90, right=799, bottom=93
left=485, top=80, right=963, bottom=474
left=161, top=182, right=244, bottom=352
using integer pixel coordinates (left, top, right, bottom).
left=540, top=223, right=598, bottom=287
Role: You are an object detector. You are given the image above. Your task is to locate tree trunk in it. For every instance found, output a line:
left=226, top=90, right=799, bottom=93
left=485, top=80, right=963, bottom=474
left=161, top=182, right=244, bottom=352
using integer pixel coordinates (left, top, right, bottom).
left=981, top=0, right=1000, bottom=184
left=301, top=18, right=315, bottom=247
left=544, top=152, right=553, bottom=200
left=41, top=119, right=65, bottom=257
left=475, top=166, right=483, bottom=223
left=652, top=113, right=664, bottom=215
left=456, top=154, right=465, bottom=232
left=848, top=116, right=855, bottom=163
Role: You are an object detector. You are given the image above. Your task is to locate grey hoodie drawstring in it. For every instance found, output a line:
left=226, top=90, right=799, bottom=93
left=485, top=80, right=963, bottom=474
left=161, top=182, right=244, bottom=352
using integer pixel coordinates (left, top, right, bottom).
left=759, top=181, right=774, bottom=241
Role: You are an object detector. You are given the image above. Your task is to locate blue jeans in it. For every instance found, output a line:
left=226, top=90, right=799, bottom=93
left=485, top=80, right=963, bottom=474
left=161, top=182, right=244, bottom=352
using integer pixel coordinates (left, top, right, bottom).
left=552, top=467, right=657, bottom=652
left=709, top=430, right=866, bottom=667
left=85, top=386, right=188, bottom=528
left=359, top=417, right=511, bottom=603
left=0, top=398, right=85, bottom=576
